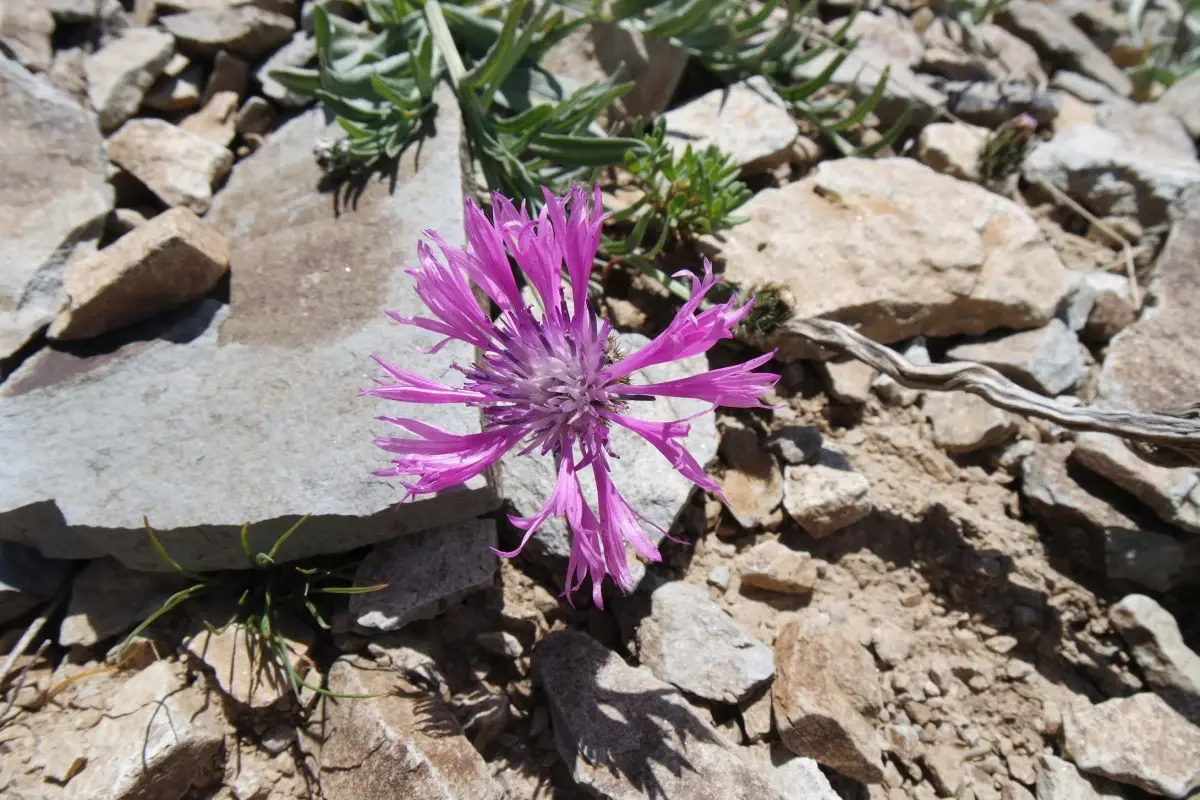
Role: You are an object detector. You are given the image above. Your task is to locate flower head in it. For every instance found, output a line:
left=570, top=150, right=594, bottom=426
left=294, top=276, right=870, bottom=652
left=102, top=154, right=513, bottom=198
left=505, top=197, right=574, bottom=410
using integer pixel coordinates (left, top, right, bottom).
left=363, top=186, right=778, bottom=606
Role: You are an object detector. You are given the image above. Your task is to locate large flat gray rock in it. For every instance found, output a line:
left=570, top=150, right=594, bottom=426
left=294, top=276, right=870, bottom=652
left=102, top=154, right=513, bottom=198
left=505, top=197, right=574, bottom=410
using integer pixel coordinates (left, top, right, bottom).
left=0, top=56, right=113, bottom=360
left=0, top=87, right=498, bottom=571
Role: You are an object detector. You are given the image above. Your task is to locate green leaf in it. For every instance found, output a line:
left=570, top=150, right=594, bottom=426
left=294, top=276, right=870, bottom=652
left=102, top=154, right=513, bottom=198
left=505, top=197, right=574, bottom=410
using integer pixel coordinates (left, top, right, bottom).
left=525, top=133, right=645, bottom=166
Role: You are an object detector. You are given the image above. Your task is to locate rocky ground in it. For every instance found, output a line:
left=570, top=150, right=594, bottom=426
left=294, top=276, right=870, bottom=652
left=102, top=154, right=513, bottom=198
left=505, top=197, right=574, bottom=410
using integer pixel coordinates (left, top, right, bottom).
left=3, top=0, right=1200, bottom=799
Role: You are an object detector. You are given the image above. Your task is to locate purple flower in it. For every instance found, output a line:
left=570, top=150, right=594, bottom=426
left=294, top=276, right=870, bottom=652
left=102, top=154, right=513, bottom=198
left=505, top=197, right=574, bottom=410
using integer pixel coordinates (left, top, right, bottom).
left=363, top=186, right=778, bottom=606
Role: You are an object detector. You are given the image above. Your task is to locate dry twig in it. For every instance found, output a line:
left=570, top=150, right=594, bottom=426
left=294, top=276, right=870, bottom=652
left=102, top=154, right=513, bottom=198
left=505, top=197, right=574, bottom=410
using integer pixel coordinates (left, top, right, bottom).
left=781, top=317, right=1200, bottom=465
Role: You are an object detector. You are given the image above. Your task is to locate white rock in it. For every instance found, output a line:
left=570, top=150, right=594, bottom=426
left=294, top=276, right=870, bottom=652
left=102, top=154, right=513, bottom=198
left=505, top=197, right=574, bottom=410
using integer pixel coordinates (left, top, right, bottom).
left=663, top=76, right=798, bottom=175
left=1062, top=693, right=1200, bottom=798
left=783, top=463, right=871, bottom=538
left=85, top=27, right=175, bottom=131
left=1109, top=594, right=1200, bottom=696
left=947, top=319, right=1088, bottom=396
left=637, top=581, right=774, bottom=704
left=346, top=519, right=499, bottom=633
left=917, top=122, right=990, bottom=181
left=723, top=158, right=1073, bottom=349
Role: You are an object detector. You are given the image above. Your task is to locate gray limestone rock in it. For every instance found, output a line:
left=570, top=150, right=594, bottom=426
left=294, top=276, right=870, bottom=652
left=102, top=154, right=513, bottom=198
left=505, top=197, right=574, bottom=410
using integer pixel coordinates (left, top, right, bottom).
left=59, top=557, right=184, bottom=647
left=533, top=630, right=787, bottom=800
left=0, top=56, right=112, bottom=360
left=1109, top=593, right=1200, bottom=697
left=346, top=519, right=499, bottom=633
left=161, top=6, right=295, bottom=59
left=636, top=581, right=774, bottom=704
left=1023, top=123, right=1200, bottom=228
left=946, top=319, right=1088, bottom=396
left=995, top=1, right=1131, bottom=96
left=0, top=90, right=499, bottom=571
left=85, top=27, right=175, bottom=131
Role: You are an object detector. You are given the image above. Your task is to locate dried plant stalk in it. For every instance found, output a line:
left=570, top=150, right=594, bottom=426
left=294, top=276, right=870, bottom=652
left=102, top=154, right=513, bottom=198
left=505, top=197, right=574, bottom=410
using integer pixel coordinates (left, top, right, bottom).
left=780, top=317, right=1200, bottom=465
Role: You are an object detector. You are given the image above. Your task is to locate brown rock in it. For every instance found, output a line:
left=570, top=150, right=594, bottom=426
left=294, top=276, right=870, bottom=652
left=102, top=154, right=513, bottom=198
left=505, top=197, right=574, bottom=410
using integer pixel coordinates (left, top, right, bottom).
left=783, top=463, right=871, bottom=538
left=822, top=359, right=877, bottom=405
left=736, top=540, right=818, bottom=595
left=319, top=656, right=501, bottom=799
left=719, top=421, right=784, bottom=529
left=1099, top=195, right=1200, bottom=412
left=107, top=118, right=233, bottom=214
left=180, top=89, right=239, bottom=145
left=724, top=158, right=1072, bottom=349
left=202, top=49, right=248, bottom=102
left=49, top=208, right=229, bottom=340
left=66, top=660, right=226, bottom=800
left=1072, top=432, right=1200, bottom=534
left=0, top=0, right=54, bottom=72
left=773, top=616, right=885, bottom=784
left=922, top=391, right=1018, bottom=454
left=186, top=623, right=310, bottom=710
left=1062, top=693, right=1200, bottom=798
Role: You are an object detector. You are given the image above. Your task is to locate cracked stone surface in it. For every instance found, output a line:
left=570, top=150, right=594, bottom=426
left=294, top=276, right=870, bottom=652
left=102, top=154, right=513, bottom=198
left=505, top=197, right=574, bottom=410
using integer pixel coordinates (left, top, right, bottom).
left=0, top=88, right=498, bottom=571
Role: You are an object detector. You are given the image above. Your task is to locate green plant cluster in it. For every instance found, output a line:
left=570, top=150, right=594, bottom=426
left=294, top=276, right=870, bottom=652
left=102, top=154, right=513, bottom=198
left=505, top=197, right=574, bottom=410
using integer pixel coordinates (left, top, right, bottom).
left=273, top=0, right=913, bottom=295
left=117, top=516, right=387, bottom=700
left=1126, top=0, right=1200, bottom=95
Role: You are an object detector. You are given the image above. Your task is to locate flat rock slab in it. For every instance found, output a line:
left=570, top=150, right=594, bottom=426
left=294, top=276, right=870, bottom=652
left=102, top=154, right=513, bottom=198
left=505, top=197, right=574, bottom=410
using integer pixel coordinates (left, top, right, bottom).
left=66, top=660, right=227, bottom=800
left=773, top=615, right=884, bottom=784
left=1072, top=433, right=1200, bottom=535
left=346, top=519, right=498, bottom=633
left=0, top=90, right=499, bottom=571
left=533, top=630, right=787, bottom=800
left=636, top=581, right=774, bottom=704
left=319, top=656, right=502, bottom=799
left=724, top=158, right=1072, bottom=350
left=0, top=56, right=113, bottom=361
left=946, top=319, right=1088, bottom=396
left=496, top=332, right=717, bottom=588
left=1099, top=194, right=1200, bottom=412
left=1062, top=692, right=1200, bottom=798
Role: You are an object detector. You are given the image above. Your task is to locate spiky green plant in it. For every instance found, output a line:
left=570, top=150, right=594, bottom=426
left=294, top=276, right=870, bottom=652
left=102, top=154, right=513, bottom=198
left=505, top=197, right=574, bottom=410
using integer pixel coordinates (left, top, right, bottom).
left=116, top=516, right=387, bottom=700
left=1125, top=0, right=1200, bottom=96
left=597, top=118, right=751, bottom=299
